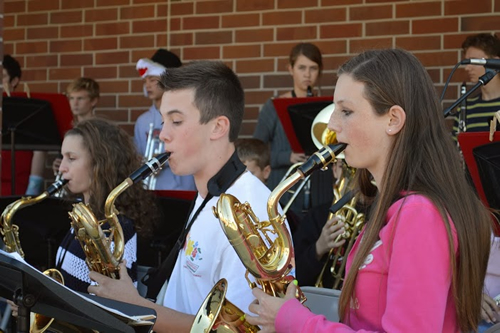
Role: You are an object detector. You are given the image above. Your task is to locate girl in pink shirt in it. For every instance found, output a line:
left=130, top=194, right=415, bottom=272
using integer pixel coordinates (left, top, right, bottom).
left=246, top=48, right=492, bottom=332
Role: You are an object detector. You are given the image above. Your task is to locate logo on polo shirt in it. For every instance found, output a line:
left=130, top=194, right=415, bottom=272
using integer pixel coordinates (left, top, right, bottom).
left=184, top=236, right=203, bottom=273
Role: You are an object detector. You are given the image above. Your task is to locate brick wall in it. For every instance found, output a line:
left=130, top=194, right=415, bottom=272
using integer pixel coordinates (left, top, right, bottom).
left=2, top=0, right=500, bottom=140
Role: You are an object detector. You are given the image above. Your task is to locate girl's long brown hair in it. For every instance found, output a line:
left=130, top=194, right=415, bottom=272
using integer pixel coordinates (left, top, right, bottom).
left=65, top=119, right=159, bottom=238
left=337, top=49, right=491, bottom=332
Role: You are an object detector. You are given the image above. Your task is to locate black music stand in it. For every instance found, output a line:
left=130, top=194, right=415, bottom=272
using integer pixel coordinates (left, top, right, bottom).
left=474, top=141, right=500, bottom=215
left=273, top=96, right=333, bottom=154
left=0, top=252, right=156, bottom=333
left=274, top=97, right=336, bottom=212
left=287, top=101, right=333, bottom=156
left=2, top=97, right=62, bottom=194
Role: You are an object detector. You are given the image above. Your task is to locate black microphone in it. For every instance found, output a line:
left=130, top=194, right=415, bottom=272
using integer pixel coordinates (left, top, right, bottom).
left=461, top=58, right=500, bottom=70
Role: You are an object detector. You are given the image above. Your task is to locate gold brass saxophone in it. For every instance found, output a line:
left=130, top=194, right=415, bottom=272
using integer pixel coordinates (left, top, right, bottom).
left=68, top=152, right=170, bottom=279
left=0, top=179, right=73, bottom=333
left=1, top=179, right=68, bottom=257
left=191, top=278, right=259, bottom=333
left=191, top=144, right=347, bottom=333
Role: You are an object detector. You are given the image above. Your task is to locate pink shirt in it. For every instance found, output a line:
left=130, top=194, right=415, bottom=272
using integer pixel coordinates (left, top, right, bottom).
left=276, top=194, right=459, bottom=332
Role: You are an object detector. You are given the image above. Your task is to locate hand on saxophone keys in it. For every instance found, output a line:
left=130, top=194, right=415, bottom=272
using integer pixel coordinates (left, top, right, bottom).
left=246, top=281, right=298, bottom=331
left=315, top=216, right=346, bottom=260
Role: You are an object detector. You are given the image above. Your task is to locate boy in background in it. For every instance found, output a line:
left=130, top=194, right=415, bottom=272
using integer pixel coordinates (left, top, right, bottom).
left=235, top=138, right=271, bottom=184
left=52, top=77, right=100, bottom=175
left=1, top=55, right=45, bottom=195
left=134, top=49, right=195, bottom=191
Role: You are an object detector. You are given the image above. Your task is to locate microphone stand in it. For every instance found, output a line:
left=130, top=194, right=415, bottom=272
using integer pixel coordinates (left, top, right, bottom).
left=443, top=70, right=499, bottom=118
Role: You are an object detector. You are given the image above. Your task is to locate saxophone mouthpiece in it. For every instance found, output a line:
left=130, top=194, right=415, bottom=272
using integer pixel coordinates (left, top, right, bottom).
left=298, top=143, right=347, bottom=177
left=45, top=178, right=69, bottom=196
left=129, top=152, right=171, bottom=183
left=306, top=85, right=313, bottom=97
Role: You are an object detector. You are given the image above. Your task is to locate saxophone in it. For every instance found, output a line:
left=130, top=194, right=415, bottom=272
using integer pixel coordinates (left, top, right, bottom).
left=0, top=179, right=72, bottom=333
left=1, top=179, right=68, bottom=257
left=216, top=143, right=346, bottom=295
left=191, top=144, right=346, bottom=332
left=68, top=152, right=169, bottom=279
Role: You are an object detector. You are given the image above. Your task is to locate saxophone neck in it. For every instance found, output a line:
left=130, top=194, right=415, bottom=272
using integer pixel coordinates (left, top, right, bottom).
left=104, top=179, right=132, bottom=218
left=267, top=172, right=303, bottom=220
left=1, top=179, right=67, bottom=257
left=2, top=191, right=50, bottom=228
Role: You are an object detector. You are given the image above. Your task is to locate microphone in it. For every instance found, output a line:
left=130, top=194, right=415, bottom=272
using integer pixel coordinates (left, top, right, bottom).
left=461, top=58, right=500, bottom=70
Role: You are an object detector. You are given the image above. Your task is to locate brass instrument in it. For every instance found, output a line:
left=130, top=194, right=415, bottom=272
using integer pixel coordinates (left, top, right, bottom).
left=311, top=103, right=337, bottom=153
left=191, top=144, right=347, bottom=333
left=30, top=269, right=66, bottom=333
left=191, top=278, right=259, bottom=333
left=1, top=179, right=69, bottom=257
left=280, top=103, right=339, bottom=214
left=68, top=152, right=169, bottom=278
left=143, top=122, right=165, bottom=190
left=310, top=104, right=366, bottom=289
left=0, top=179, right=72, bottom=333
left=314, top=167, right=365, bottom=289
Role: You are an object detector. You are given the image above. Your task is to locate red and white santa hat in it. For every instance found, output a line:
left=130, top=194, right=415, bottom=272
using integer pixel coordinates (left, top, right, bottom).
left=136, top=58, right=167, bottom=79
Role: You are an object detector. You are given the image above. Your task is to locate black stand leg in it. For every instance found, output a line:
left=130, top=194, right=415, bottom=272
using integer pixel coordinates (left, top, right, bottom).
left=14, top=291, right=32, bottom=333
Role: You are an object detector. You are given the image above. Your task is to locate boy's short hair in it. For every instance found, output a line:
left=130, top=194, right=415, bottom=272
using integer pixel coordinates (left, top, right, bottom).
left=158, top=61, right=244, bottom=142
left=66, top=77, right=100, bottom=100
left=235, top=138, right=270, bottom=169
left=3, top=55, right=22, bottom=82
left=462, top=33, right=500, bottom=58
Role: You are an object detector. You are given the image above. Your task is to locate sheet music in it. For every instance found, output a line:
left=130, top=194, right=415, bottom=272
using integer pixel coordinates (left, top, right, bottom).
left=0, top=249, right=155, bottom=326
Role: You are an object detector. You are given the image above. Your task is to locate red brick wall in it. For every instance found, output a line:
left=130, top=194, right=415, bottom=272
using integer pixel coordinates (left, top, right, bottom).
left=3, top=0, right=500, bottom=138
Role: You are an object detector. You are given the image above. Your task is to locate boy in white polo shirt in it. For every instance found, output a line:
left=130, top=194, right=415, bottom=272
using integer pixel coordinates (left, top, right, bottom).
left=89, top=61, right=290, bottom=332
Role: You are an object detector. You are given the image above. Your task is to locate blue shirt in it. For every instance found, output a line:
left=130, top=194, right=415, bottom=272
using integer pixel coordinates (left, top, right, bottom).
left=133, top=104, right=196, bottom=191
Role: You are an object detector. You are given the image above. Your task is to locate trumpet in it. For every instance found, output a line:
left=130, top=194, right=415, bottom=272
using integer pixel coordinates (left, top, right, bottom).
left=143, top=122, right=166, bottom=190
left=314, top=177, right=366, bottom=289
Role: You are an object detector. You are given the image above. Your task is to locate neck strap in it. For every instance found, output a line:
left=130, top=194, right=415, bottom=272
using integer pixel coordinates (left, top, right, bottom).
left=143, top=149, right=246, bottom=301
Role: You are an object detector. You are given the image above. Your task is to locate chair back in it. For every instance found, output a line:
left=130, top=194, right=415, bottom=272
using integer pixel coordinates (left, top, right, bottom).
left=301, top=286, right=341, bottom=322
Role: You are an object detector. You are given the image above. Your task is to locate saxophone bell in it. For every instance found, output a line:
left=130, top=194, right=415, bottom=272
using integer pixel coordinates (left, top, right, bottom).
left=191, top=278, right=259, bottom=333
